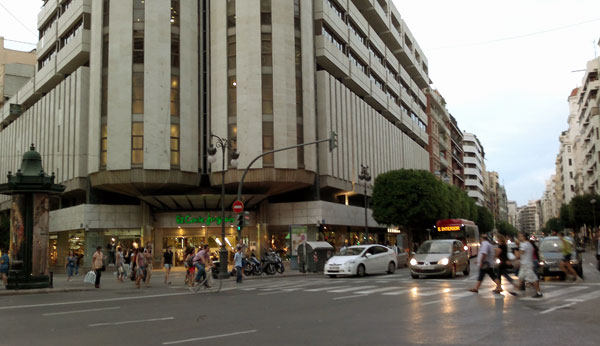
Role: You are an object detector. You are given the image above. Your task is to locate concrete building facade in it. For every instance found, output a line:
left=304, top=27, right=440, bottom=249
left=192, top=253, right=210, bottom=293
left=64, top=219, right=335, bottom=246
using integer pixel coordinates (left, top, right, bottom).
left=0, top=0, right=433, bottom=268
left=0, top=37, right=37, bottom=109
left=462, top=132, right=485, bottom=205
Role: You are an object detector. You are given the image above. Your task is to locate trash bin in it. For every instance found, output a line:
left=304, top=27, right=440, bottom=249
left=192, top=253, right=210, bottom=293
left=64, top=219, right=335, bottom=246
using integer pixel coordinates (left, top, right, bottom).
left=297, top=241, right=335, bottom=273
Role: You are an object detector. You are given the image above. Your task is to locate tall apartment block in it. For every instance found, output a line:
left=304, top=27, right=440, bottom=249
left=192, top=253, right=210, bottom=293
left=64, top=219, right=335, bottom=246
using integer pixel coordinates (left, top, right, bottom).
left=0, top=37, right=36, bottom=109
left=462, top=132, right=485, bottom=206
left=0, top=0, right=434, bottom=268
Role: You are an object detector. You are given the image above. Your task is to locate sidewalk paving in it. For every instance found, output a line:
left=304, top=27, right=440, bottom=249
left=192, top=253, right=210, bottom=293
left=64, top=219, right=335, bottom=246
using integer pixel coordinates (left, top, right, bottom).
left=0, top=263, right=320, bottom=296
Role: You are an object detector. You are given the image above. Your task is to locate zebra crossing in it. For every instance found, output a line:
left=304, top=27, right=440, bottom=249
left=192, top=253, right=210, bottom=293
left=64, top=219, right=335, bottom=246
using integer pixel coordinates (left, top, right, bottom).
left=221, top=276, right=600, bottom=313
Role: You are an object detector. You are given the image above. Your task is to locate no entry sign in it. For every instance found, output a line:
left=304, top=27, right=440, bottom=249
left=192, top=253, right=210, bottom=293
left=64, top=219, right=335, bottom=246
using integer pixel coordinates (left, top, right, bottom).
left=232, top=200, right=244, bottom=213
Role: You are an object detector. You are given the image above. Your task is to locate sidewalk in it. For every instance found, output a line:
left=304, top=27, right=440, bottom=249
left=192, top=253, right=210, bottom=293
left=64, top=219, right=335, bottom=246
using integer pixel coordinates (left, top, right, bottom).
left=0, top=262, right=319, bottom=296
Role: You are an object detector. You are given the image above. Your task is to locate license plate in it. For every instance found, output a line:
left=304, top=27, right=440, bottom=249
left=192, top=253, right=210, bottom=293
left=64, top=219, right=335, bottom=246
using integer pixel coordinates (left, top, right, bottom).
left=329, top=266, right=339, bottom=271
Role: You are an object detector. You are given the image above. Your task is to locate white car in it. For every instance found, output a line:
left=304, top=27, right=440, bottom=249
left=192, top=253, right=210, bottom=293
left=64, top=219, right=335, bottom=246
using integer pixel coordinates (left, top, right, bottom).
left=324, top=245, right=398, bottom=278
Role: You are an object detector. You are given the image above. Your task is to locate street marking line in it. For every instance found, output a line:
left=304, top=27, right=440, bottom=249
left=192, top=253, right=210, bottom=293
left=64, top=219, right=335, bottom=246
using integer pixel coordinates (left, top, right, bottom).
left=540, top=302, right=577, bottom=314
left=89, top=317, right=174, bottom=327
left=328, top=285, right=376, bottom=293
left=565, top=290, right=600, bottom=302
left=354, top=286, right=405, bottom=294
left=521, top=286, right=588, bottom=301
left=162, top=330, right=258, bottom=345
left=332, top=294, right=365, bottom=300
left=257, top=291, right=288, bottom=296
left=381, top=289, right=410, bottom=296
left=240, top=288, right=257, bottom=291
left=260, top=282, right=320, bottom=291
left=43, top=306, right=120, bottom=316
left=305, top=285, right=350, bottom=292
left=0, top=292, right=193, bottom=310
left=422, top=291, right=472, bottom=306
left=417, top=288, right=460, bottom=296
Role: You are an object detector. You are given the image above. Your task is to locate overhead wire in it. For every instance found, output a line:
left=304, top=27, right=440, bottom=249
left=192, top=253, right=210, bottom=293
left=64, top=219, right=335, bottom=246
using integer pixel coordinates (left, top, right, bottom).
left=0, top=1, right=38, bottom=38
left=432, top=18, right=600, bottom=50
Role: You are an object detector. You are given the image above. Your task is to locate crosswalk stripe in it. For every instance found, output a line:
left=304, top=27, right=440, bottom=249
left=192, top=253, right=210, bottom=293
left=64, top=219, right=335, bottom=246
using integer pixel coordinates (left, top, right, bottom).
left=422, top=291, right=472, bottom=306
left=305, top=285, right=350, bottom=292
left=353, top=286, right=405, bottom=294
left=328, top=285, right=376, bottom=293
left=382, top=289, right=411, bottom=296
left=521, top=286, right=588, bottom=301
left=417, top=288, right=460, bottom=296
left=565, top=290, right=600, bottom=302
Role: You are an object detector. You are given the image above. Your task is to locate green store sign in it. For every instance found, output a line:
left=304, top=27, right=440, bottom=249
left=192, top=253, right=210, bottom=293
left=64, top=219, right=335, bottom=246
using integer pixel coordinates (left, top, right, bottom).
left=175, top=213, right=236, bottom=226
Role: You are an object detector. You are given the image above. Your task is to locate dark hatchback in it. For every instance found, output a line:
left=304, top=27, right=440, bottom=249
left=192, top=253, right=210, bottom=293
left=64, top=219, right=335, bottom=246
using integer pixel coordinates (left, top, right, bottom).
left=537, top=236, right=583, bottom=279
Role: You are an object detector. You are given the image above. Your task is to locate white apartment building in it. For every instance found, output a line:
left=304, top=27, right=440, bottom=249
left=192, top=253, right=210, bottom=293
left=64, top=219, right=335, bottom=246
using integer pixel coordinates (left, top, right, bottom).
left=507, top=200, right=518, bottom=228
left=462, top=132, right=485, bottom=206
left=540, top=176, right=558, bottom=227
left=518, top=201, right=539, bottom=234
left=578, top=53, right=600, bottom=193
left=0, top=0, right=432, bottom=268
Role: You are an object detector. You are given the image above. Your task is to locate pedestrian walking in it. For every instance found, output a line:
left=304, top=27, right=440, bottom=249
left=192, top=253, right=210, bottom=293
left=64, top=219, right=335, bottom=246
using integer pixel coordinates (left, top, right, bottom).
left=144, top=246, right=153, bottom=287
left=234, top=246, right=243, bottom=283
left=65, top=250, right=77, bottom=281
left=75, top=254, right=81, bottom=275
left=469, top=234, right=502, bottom=294
left=511, top=232, right=542, bottom=298
left=184, top=247, right=195, bottom=286
left=115, top=247, right=125, bottom=282
left=162, top=246, right=174, bottom=284
left=1, top=248, right=9, bottom=287
left=92, top=246, right=104, bottom=288
left=558, top=233, right=582, bottom=282
left=193, top=245, right=211, bottom=287
left=495, top=234, right=515, bottom=290
left=135, top=248, right=147, bottom=289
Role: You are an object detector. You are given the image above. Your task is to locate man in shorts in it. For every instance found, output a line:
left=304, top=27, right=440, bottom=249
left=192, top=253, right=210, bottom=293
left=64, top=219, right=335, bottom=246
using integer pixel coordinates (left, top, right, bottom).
left=558, top=233, right=582, bottom=282
left=512, top=232, right=542, bottom=298
left=469, top=234, right=502, bottom=294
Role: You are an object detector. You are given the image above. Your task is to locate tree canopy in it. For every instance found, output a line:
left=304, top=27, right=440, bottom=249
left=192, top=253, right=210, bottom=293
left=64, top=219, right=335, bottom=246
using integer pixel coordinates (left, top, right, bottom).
left=371, top=169, right=482, bottom=233
left=558, top=193, right=600, bottom=230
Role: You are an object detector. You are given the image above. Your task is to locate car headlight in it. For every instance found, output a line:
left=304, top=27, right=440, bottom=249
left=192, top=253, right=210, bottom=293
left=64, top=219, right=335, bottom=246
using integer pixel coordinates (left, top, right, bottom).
left=409, top=258, right=418, bottom=266
left=438, top=258, right=449, bottom=265
left=495, top=258, right=500, bottom=264
left=570, top=259, right=579, bottom=265
left=539, top=261, right=545, bottom=266
left=464, top=245, right=468, bottom=251
left=347, top=259, right=356, bottom=265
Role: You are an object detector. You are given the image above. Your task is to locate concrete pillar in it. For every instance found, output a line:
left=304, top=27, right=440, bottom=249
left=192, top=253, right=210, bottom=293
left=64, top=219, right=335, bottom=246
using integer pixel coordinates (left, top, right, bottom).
left=84, top=229, right=105, bottom=269
left=55, top=231, right=69, bottom=268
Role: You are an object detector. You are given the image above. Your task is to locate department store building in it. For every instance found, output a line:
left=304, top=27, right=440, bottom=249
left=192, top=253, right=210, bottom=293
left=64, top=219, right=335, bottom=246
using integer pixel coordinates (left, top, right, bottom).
left=0, top=0, right=431, bottom=268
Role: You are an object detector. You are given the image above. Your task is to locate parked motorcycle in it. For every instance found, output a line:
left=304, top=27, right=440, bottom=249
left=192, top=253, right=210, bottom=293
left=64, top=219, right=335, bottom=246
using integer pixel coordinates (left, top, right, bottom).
left=244, top=254, right=262, bottom=276
left=272, top=251, right=285, bottom=274
left=261, top=253, right=277, bottom=275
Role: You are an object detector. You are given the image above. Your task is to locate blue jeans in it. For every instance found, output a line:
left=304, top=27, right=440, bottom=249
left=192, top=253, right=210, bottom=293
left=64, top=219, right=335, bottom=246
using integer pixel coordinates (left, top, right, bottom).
left=194, top=262, right=206, bottom=283
left=236, top=266, right=243, bottom=283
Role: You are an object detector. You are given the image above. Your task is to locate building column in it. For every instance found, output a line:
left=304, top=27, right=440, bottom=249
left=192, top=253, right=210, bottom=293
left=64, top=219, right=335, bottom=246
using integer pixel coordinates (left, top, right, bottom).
left=55, top=231, right=69, bottom=268
left=84, top=229, right=105, bottom=269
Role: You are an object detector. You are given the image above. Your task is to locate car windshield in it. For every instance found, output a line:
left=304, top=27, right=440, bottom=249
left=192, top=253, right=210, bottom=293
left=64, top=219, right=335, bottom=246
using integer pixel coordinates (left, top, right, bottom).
left=417, top=242, right=451, bottom=254
left=539, top=239, right=572, bottom=253
left=337, top=247, right=364, bottom=256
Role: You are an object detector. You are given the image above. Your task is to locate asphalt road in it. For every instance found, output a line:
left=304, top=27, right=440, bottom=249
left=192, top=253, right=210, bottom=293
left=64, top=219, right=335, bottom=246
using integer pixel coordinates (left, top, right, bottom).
left=2, top=253, right=599, bottom=346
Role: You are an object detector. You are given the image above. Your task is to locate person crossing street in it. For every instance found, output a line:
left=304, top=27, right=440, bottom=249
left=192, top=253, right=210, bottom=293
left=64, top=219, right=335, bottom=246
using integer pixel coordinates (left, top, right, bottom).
left=511, top=232, right=543, bottom=298
left=469, top=234, right=503, bottom=294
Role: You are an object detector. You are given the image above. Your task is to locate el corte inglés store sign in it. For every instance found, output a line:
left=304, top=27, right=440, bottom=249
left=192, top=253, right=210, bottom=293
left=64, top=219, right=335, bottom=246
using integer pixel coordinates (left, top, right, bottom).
left=175, top=213, right=236, bottom=226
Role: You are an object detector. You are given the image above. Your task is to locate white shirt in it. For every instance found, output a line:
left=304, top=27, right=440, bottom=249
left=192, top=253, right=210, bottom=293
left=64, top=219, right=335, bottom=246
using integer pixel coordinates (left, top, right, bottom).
left=477, top=240, right=495, bottom=267
left=519, top=241, right=534, bottom=266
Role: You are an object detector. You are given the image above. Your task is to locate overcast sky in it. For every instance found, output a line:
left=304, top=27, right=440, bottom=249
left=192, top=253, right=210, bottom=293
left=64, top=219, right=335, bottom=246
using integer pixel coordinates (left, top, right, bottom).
left=1, top=0, right=600, bottom=206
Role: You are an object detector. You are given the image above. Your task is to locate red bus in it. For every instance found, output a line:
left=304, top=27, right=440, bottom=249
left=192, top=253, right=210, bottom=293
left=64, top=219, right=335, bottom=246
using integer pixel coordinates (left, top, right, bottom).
left=433, top=219, right=479, bottom=257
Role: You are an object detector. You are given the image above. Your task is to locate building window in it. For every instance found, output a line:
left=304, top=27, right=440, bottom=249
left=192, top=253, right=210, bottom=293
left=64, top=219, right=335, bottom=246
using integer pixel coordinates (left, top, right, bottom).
left=294, top=0, right=304, bottom=168
left=261, top=0, right=273, bottom=167
left=133, top=30, right=144, bottom=63
left=349, top=51, right=367, bottom=74
left=369, top=45, right=384, bottom=65
left=370, top=73, right=384, bottom=91
left=133, top=0, right=145, bottom=22
left=101, top=124, right=108, bottom=167
left=132, top=122, right=144, bottom=165
left=327, top=0, right=344, bottom=21
left=349, top=19, right=366, bottom=46
left=568, top=158, right=572, bottom=166
left=171, top=124, right=180, bottom=166
left=170, top=76, right=180, bottom=116
left=226, top=0, right=237, bottom=164
left=132, top=72, right=144, bottom=114
left=321, top=25, right=344, bottom=52
left=59, top=19, right=83, bottom=49
left=170, top=0, right=179, bottom=25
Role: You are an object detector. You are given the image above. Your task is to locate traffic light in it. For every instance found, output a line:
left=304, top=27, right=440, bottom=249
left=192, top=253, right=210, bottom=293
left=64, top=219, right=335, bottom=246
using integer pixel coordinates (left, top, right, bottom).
left=237, top=211, right=250, bottom=231
left=329, top=131, right=338, bottom=152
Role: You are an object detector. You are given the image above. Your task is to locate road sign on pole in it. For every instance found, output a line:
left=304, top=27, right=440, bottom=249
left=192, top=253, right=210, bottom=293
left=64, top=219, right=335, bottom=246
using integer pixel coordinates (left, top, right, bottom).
left=232, top=200, right=244, bottom=213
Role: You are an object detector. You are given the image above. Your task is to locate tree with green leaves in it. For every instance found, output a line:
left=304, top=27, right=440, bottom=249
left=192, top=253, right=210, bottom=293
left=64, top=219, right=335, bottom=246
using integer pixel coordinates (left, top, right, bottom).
left=475, top=205, right=494, bottom=234
left=496, top=220, right=518, bottom=236
left=371, top=169, right=449, bottom=231
left=542, top=217, right=564, bottom=235
left=569, top=194, right=600, bottom=230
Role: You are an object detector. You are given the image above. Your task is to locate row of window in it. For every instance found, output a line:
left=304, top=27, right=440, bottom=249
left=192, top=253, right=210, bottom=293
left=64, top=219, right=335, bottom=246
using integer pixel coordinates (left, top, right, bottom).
left=38, top=14, right=91, bottom=71
left=39, top=0, right=75, bottom=39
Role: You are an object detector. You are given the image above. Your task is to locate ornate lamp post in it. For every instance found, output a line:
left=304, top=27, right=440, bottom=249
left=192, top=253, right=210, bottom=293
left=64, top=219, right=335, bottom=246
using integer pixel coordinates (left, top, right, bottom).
left=358, top=164, right=371, bottom=244
left=207, top=135, right=239, bottom=280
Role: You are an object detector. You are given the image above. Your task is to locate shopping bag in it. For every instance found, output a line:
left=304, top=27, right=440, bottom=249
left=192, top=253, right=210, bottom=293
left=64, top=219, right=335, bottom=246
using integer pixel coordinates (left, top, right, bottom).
left=84, top=270, right=96, bottom=284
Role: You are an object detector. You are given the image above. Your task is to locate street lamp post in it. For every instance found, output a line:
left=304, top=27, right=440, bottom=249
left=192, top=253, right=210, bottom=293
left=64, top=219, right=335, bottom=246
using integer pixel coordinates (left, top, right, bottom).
left=207, top=135, right=239, bottom=280
left=358, top=164, right=371, bottom=244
